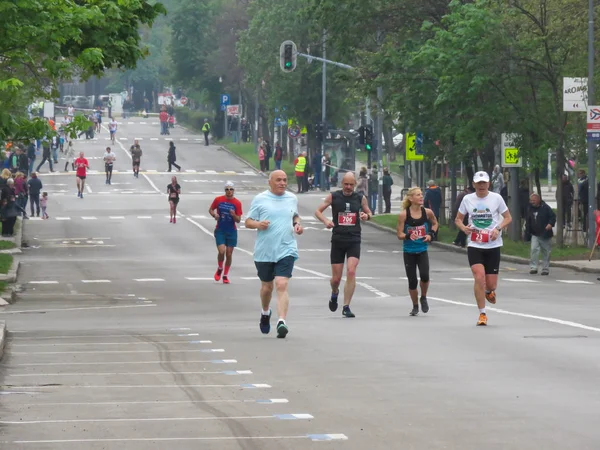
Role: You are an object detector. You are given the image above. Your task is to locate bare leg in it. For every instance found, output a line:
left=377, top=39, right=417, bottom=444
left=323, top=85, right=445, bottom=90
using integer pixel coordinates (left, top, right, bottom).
left=420, top=280, right=430, bottom=297
left=471, top=265, right=486, bottom=309
left=260, top=281, right=273, bottom=311
left=485, top=274, right=498, bottom=292
left=225, top=247, right=233, bottom=267
left=330, top=263, right=344, bottom=293
left=343, top=257, right=360, bottom=306
left=274, top=276, right=289, bottom=320
left=217, top=245, right=226, bottom=265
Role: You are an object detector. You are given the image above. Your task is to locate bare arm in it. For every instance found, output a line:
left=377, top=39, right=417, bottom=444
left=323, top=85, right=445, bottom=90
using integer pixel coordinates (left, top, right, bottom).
left=490, top=209, right=512, bottom=241
left=397, top=211, right=407, bottom=240
left=426, top=208, right=439, bottom=233
left=360, top=195, right=372, bottom=220
left=455, top=211, right=473, bottom=234
left=245, top=217, right=269, bottom=230
left=315, top=194, right=334, bottom=227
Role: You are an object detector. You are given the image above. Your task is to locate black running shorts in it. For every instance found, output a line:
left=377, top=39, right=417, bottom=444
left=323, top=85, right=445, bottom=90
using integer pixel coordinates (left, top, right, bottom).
left=255, top=255, right=295, bottom=282
left=467, top=246, right=501, bottom=274
left=330, top=240, right=361, bottom=265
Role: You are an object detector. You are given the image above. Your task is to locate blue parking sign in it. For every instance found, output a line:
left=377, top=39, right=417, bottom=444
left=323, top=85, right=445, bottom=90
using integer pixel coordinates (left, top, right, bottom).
left=220, top=94, right=230, bottom=106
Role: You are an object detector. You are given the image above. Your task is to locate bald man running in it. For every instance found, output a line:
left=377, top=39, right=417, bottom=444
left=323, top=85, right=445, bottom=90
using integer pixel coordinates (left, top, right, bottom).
left=315, top=172, right=372, bottom=318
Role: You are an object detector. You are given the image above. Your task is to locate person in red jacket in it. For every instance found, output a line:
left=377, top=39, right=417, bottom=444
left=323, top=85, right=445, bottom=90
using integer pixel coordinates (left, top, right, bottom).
left=159, top=107, right=169, bottom=135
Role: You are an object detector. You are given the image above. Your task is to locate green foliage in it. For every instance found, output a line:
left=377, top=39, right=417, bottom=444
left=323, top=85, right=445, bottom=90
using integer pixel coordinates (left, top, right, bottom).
left=175, top=108, right=214, bottom=131
left=0, top=0, right=165, bottom=140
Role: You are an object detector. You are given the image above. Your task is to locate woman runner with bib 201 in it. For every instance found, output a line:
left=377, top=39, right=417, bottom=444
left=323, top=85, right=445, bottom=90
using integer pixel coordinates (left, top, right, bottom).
left=397, top=187, right=438, bottom=316
left=455, top=171, right=512, bottom=326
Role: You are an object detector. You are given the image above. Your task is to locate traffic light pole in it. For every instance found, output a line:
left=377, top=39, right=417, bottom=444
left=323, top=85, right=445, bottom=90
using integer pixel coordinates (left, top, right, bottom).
left=376, top=86, right=383, bottom=215
left=587, top=0, right=597, bottom=248
left=321, top=30, right=327, bottom=190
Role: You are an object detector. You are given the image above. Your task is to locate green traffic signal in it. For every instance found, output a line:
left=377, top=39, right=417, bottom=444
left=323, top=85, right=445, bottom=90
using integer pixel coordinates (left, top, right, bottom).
left=285, top=61, right=291, bottom=68
left=365, top=144, right=372, bottom=151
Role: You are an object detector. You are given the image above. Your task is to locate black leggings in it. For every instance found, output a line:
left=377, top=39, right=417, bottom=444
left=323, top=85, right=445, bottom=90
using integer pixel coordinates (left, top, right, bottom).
left=403, top=251, right=430, bottom=290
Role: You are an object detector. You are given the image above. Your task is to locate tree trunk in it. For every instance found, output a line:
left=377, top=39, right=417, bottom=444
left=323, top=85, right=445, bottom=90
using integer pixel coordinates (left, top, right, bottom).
left=555, top=142, right=565, bottom=247
left=383, top=125, right=395, bottom=162
left=534, top=168, right=542, bottom=197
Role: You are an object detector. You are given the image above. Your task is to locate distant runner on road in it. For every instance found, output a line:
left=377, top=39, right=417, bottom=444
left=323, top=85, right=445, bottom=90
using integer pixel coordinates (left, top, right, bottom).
left=209, top=181, right=243, bottom=284
left=396, top=187, right=438, bottom=316
left=74, top=152, right=89, bottom=198
left=130, top=140, right=142, bottom=178
left=245, top=170, right=303, bottom=339
left=108, top=118, right=118, bottom=145
left=167, top=176, right=181, bottom=223
left=315, top=172, right=372, bottom=318
left=103, top=147, right=115, bottom=185
left=455, top=171, right=512, bottom=326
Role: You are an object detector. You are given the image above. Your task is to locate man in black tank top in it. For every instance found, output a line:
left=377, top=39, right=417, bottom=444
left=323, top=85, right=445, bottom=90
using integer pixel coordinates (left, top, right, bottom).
left=315, top=172, right=372, bottom=318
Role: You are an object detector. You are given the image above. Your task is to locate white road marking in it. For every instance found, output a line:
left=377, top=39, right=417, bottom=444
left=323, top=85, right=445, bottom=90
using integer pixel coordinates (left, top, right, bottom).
left=3, top=383, right=263, bottom=389
left=451, top=278, right=473, bottom=281
left=503, top=278, right=540, bottom=283
left=186, top=277, right=215, bottom=281
left=0, top=304, right=156, bottom=315
left=6, top=435, right=331, bottom=445
left=429, top=296, right=600, bottom=332
left=356, top=282, right=390, bottom=298
left=11, top=341, right=211, bottom=347
left=81, top=216, right=97, bottom=220
left=134, top=278, right=165, bottom=282
left=137, top=216, right=152, bottom=219
left=55, top=217, right=71, bottom=220
left=22, top=398, right=287, bottom=406
left=10, top=333, right=200, bottom=340
left=81, top=280, right=111, bottom=283
left=557, top=280, right=594, bottom=284
left=9, top=348, right=219, bottom=355
left=28, top=281, right=59, bottom=285
left=85, top=184, right=93, bottom=193
left=109, top=216, right=125, bottom=219
left=8, top=359, right=237, bottom=366
left=4, top=370, right=237, bottom=377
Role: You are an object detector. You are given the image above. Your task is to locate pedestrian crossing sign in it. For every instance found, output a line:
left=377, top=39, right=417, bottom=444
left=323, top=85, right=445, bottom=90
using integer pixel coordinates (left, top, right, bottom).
left=501, top=133, right=522, bottom=167
left=405, top=133, right=424, bottom=161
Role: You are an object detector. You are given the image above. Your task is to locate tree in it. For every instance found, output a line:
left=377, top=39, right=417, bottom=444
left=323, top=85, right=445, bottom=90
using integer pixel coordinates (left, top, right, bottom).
left=0, top=0, right=165, bottom=140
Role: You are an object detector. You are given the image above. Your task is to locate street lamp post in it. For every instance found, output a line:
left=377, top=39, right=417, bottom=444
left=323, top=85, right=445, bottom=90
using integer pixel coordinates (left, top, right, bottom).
left=588, top=0, right=597, bottom=247
left=219, top=76, right=227, bottom=141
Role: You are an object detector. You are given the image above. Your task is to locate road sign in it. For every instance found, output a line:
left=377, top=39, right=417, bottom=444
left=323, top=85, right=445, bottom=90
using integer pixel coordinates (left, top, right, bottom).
left=563, top=77, right=588, bottom=112
left=288, top=126, right=301, bottom=139
left=227, top=104, right=240, bottom=116
left=274, top=117, right=284, bottom=127
left=586, top=105, right=600, bottom=141
left=415, top=132, right=424, bottom=155
left=405, top=133, right=424, bottom=161
left=501, top=133, right=522, bottom=167
left=220, top=105, right=226, bottom=112
left=180, top=96, right=188, bottom=105
left=220, top=94, right=230, bottom=106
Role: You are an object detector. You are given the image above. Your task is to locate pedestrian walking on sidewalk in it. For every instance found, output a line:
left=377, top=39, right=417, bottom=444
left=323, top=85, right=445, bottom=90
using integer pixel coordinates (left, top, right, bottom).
left=525, top=193, right=556, bottom=276
left=424, top=180, right=442, bottom=221
left=368, top=164, right=378, bottom=213
left=245, top=170, right=304, bottom=339
left=40, top=192, right=49, bottom=219
left=27, top=172, right=42, bottom=217
left=202, top=119, right=211, bottom=146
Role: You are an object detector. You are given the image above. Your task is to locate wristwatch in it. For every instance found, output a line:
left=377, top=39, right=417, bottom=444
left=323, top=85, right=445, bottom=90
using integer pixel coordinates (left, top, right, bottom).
left=495, top=226, right=502, bottom=231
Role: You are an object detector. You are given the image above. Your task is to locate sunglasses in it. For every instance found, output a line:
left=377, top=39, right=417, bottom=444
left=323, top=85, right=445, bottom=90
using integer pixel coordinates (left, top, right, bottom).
left=225, top=188, right=234, bottom=191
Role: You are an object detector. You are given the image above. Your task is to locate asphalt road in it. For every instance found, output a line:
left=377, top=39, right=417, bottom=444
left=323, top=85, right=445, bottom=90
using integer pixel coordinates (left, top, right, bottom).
left=0, top=119, right=599, bottom=449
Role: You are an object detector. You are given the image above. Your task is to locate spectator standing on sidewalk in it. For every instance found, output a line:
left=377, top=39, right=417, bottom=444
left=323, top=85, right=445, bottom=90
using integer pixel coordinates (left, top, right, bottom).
left=294, top=152, right=307, bottom=193
left=525, top=193, right=556, bottom=276
left=274, top=142, right=283, bottom=170
left=356, top=167, right=368, bottom=198
left=264, top=140, right=272, bottom=171
left=452, top=186, right=475, bottom=247
left=382, top=168, right=393, bottom=213
left=258, top=143, right=266, bottom=173
left=368, top=164, right=378, bottom=214
left=424, top=180, right=442, bottom=220
left=322, top=153, right=331, bottom=191
left=202, top=119, right=211, bottom=146
left=556, top=174, right=574, bottom=228
left=577, top=169, right=589, bottom=232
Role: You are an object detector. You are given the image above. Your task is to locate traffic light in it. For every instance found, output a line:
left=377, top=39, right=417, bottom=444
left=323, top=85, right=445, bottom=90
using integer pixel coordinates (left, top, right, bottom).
left=364, top=125, right=373, bottom=151
left=279, top=40, right=297, bottom=72
left=358, top=126, right=365, bottom=145
left=315, top=122, right=323, bottom=141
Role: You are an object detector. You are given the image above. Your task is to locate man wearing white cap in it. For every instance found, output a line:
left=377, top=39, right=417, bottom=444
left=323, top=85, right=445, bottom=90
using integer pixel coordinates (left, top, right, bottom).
left=455, top=171, right=512, bottom=326
left=209, top=181, right=243, bottom=284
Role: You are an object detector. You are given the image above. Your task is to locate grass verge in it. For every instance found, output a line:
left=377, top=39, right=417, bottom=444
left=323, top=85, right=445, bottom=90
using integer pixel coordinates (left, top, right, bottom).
left=371, top=214, right=593, bottom=260
left=0, top=254, right=13, bottom=274
left=0, top=241, right=15, bottom=250
left=219, top=139, right=298, bottom=180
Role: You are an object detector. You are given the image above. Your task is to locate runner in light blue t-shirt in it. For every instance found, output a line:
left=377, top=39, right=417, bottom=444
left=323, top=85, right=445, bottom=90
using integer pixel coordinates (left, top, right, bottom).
left=245, top=170, right=304, bottom=339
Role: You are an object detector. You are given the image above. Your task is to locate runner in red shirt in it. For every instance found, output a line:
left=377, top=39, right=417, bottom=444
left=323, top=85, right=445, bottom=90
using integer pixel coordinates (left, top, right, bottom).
left=74, top=152, right=89, bottom=198
left=209, top=181, right=243, bottom=284
left=159, top=109, right=169, bottom=135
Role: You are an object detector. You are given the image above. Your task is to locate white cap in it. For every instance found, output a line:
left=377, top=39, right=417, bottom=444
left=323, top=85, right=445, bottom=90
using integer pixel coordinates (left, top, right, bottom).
left=473, top=171, right=490, bottom=183
left=224, top=181, right=234, bottom=189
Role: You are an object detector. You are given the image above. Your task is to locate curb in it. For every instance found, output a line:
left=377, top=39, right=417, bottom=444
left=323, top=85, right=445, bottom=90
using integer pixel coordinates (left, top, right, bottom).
left=218, top=145, right=265, bottom=178
left=0, top=320, right=6, bottom=362
left=363, top=220, right=600, bottom=274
